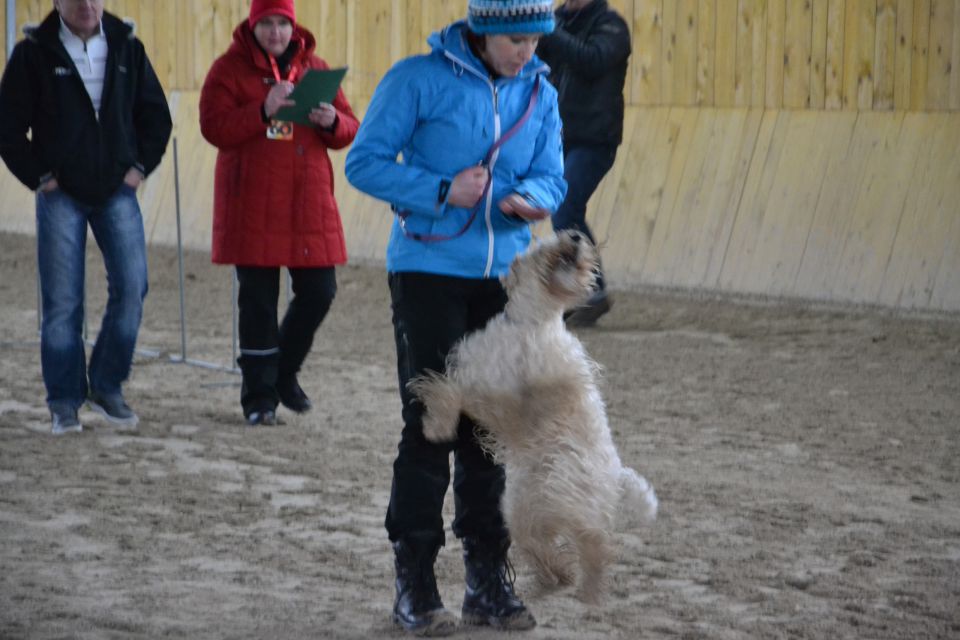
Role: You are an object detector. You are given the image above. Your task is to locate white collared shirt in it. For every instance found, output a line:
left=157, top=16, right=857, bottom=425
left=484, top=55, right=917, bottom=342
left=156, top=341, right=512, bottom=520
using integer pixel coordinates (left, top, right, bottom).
left=59, top=17, right=108, bottom=117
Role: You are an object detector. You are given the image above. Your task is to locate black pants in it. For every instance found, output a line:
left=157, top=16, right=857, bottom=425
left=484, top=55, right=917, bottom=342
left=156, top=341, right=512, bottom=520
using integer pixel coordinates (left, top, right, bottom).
left=236, top=265, right=336, bottom=415
left=552, top=143, right=618, bottom=291
left=386, top=272, right=509, bottom=546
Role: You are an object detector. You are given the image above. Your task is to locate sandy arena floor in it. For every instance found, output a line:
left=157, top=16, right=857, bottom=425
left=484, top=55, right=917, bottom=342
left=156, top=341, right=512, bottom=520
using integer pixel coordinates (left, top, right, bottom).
left=1, top=231, right=958, bottom=639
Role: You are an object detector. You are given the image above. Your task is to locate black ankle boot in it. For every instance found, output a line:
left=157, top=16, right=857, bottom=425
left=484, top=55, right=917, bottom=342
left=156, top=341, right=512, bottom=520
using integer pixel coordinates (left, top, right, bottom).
left=277, top=375, right=312, bottom=413
left=393, top=535, right=457, bottom=636
left=461, top=537, right=536, bottom=630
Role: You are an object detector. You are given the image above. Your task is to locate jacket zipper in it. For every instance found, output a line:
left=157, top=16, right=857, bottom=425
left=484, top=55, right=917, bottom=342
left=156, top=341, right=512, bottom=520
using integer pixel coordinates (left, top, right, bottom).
left=484, top=84, right=501, bottom=278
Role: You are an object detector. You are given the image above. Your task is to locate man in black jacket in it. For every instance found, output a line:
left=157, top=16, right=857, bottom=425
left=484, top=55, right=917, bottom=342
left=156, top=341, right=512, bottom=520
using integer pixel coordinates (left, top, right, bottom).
left=537, top=0, right=630, bottom=326
left=0, top=0, right=172, bottom=434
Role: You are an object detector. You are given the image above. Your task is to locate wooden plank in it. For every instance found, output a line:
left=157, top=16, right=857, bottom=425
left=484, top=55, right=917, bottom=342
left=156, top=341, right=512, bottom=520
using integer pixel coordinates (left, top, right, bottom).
left=716, top=110, right=786, bottom=294
left=926, top=0, right=955, bottom=109
left=810, top=0, right=829, bottom=109
left=298, top=1, right=323, bottom=38
left=808, top=112, right=890, bottom=299
left=911, top=0, right=931, bottom=110
left=843, top=0, right=861, bottom=108
left=791, top=110, right=861, bottom=299
left=715, top=0, right=739, bottom=106
left=765, top=0, right=785, bottom=108
left=697, top=0, right=716, bottom=105
left=894, top=0, right=914, bottom=109
left=749, top=0, right=767, bottom=106
left=154, top=0, right=178, bottom=91
left=633, top=0, right=664, bottom=105
left=608, top=0, right=632, bottom=22
left=832, top=112, right=927, bottom=303
left=604, top=108, right=674, bottom=277
left=192, top=0, right=214, bottom=94
left=646, top=108, right=717, bottom=286
left=320, top=0, right=350, bottom=71
left=141, top=91, right=180, bottom=248
left=874, top=0, right=898, bottom=109
left=928, top=115, right=960, bottom=309
left=400, top=0, right=423, bottom=59
left=735, top=0, right=767, bottom=107
left=637, top=108, right=702, bottom=283
left=0, top=171, right=36, bottom=235
left=783, top=0, right=813, bottom=108
left=824, top=0, right=846, bottom=109
left=749, top=112, right=836, bottom=295
left=661, top=0, right=678, bottom=104
left=954, top=0, right=960, bottom=109
left=16, top=0, right=39, bottom=29
left=389, top=0, right=406, bottom=63
left=174, top=0, right=193, bottom=90
left=703, top=108, right=765, bottom=286
left=670, top=109, right=764, bottom=288
left=877, top=113, right=960, bottom=308
left=843, top=0, right=879, bottom=110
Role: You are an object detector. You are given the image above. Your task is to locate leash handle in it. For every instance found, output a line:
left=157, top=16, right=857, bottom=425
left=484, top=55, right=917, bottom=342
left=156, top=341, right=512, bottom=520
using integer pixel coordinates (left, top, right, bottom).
left=398, top=76, right=542, bottom=243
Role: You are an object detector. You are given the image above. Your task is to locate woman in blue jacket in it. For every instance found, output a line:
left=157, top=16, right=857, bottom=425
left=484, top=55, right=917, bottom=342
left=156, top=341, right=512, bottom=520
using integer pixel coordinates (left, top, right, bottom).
left=345, top=0, right=565, bottom=635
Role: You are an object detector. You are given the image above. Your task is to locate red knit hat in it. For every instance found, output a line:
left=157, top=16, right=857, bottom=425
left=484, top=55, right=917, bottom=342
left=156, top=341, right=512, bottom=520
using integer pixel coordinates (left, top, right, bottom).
left=248, top=0, right=296, bottom=29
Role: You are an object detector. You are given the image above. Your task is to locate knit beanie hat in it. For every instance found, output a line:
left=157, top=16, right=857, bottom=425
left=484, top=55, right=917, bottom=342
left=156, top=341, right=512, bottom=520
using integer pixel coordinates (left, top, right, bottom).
left=467, top=0, right=555, bottom=35
left=249, top=0, right=296, bottom=29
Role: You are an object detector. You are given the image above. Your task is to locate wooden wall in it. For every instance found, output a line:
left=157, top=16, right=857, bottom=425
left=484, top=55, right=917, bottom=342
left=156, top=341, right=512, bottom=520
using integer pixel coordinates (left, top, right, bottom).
left=3, top=0, right=960, bottom=110
left=1, top=2, right=958, bottom=312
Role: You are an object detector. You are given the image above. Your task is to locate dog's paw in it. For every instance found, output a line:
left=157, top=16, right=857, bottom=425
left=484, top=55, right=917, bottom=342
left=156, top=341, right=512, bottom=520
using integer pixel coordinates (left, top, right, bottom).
left=408, top=373, right=461, bottom=442
left=422, top=410, right=458, bottom=442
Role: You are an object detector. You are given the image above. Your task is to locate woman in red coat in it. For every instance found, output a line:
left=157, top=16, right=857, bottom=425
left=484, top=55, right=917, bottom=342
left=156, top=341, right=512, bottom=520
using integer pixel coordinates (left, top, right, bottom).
left=200, top=0, right=358, bottom=425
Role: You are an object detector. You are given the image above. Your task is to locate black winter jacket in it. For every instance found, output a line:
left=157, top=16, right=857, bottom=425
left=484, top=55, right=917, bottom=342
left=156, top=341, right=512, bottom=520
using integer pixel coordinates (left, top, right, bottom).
left=536, top=0, right=631, bottom=148
left=0, top=11, right=172, bottom=206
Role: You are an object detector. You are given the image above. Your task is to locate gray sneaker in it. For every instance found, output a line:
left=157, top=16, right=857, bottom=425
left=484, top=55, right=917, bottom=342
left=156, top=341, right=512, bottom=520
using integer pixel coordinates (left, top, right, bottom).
left=87, top=392, right=139, bottom=429
left=51, top=407, right=83, bottom=435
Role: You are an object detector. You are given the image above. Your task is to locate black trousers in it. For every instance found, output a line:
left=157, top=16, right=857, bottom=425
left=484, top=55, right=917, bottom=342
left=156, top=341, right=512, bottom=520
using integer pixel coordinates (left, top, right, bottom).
left=386, top=272, right=509, bottom=546
left=552, top=143, right=618, bottom=291
left=235, top=265, right=336, bottom=414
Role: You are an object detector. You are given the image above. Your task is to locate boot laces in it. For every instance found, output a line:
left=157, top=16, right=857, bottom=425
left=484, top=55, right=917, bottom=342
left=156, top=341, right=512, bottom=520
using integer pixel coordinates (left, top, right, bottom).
left=487, top=552, right=518, bottom=598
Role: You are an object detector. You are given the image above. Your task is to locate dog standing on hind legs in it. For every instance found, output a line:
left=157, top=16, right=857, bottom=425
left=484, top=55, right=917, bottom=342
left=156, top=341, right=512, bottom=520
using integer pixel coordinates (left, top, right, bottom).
left=410, top=230, right=658, bottom=603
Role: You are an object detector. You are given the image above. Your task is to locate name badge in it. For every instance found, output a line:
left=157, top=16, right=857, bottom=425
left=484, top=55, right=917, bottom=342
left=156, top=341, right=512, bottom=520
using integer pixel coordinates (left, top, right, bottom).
left=267, top=119, right=293, bottom=141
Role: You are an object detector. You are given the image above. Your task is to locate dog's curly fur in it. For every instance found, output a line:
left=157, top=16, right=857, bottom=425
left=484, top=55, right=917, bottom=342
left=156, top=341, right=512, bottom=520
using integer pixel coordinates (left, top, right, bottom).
left=410, top=231, right=658, bottom=603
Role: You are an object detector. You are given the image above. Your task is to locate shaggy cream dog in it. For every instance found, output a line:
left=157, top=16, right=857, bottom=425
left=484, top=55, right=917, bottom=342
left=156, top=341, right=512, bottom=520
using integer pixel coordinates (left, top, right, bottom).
left=410, top=230, right=658, bottom=603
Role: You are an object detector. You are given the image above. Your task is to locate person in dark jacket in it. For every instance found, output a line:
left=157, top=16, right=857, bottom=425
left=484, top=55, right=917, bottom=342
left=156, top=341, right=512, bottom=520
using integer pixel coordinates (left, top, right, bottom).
left=0, top=0, right=172, bottom=434
left=199, top=0, right=359, bottom=426
left=536, top=0, right=630, bottom=326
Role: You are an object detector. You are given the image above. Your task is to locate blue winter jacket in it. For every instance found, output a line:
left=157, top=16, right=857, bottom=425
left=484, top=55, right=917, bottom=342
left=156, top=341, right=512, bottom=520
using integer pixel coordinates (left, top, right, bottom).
left=345, top=21, right=567, bottom=279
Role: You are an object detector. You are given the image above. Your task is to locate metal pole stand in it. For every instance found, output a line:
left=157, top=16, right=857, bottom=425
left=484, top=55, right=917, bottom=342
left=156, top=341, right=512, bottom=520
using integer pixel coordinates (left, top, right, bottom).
left=165, top=137, right=240, bottom=384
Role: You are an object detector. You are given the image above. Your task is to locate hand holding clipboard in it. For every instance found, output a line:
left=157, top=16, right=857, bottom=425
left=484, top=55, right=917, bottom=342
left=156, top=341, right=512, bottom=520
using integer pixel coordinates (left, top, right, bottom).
left=274, top=67, right=348, bottom=126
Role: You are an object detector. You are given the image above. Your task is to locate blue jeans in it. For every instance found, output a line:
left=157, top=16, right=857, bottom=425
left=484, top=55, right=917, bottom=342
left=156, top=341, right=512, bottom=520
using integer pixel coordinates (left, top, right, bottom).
left=552, top=144, right=617, bottom=291
left=36, top=185, right=148, bottom=413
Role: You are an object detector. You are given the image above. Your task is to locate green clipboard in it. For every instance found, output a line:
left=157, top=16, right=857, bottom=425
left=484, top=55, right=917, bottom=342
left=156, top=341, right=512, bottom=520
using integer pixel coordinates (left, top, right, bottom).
left=274, top=67, right=347, bottom=126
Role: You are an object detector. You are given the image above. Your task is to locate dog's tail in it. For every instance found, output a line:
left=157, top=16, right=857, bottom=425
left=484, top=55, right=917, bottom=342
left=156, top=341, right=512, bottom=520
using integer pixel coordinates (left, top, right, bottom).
left=617, top=467, right=658, bottom=529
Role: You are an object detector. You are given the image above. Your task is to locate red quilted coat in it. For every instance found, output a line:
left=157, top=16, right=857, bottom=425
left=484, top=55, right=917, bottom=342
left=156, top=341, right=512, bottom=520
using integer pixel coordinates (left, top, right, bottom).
left=199, top=21, right=358, bottom=267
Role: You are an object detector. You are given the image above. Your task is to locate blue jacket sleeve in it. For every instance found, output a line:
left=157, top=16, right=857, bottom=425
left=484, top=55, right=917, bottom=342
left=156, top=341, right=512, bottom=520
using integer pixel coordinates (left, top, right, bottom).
left=345, top=61, right=451, bottom=219
left=508, top=81, right=567, bottom=216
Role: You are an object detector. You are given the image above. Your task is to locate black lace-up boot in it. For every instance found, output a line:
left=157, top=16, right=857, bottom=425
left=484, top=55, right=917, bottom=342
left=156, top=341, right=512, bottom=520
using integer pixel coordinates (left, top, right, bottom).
left=393, top=534, right=457, bottom=637
left=461, top=537, right=536, bottom=630
left=276, top=374, right=312, bottom=413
